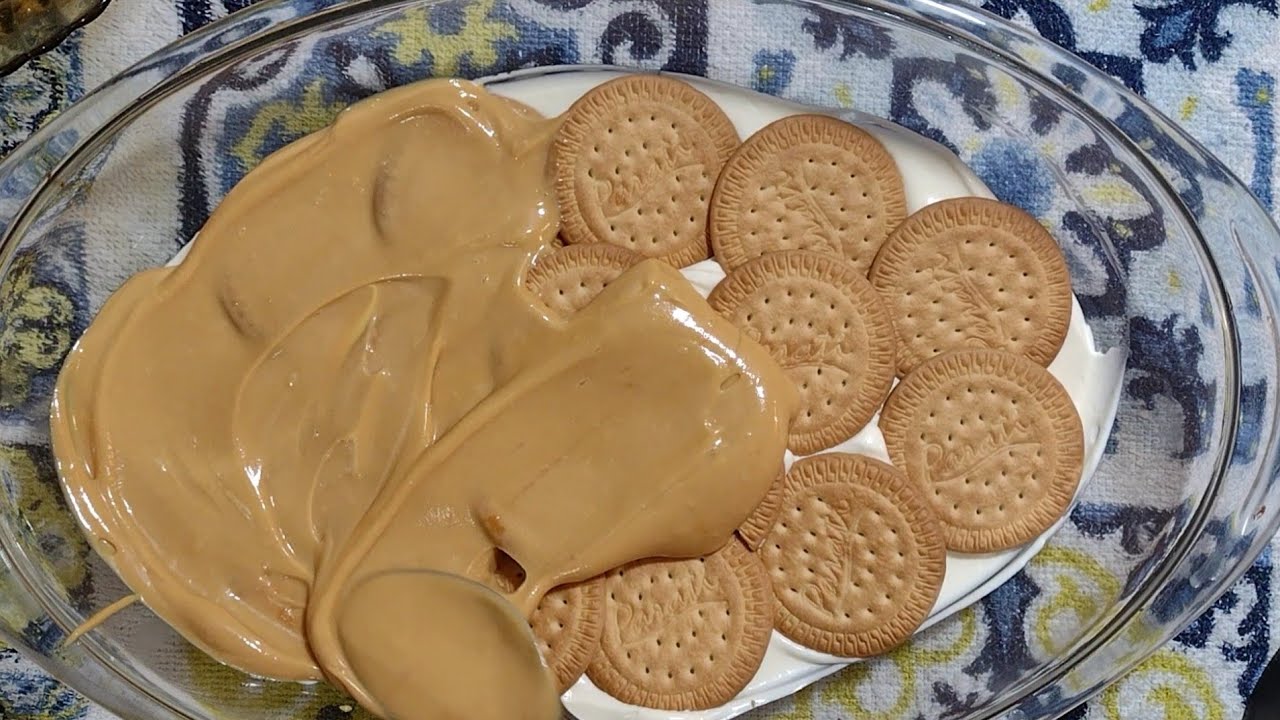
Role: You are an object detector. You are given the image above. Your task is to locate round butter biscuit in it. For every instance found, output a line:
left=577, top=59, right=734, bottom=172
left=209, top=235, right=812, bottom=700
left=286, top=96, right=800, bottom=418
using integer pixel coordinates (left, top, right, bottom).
left=880, top=349, right=1084, bottom=552
left=709, top=114, right=906, bottom=274
left=530, top=578, right=605, bottom=693
left=467, top=549, right=604, bottom=692
left=868, top=197, right=1071, bottom=374
left=709, top=250, right=896, bottom=455
left=758, top=453, right=944, bottom=657
left=553, top=75, right=739, bottom=267
left=587, top=540, right=772, bottom=710
left=525, top=244, right=643, bottom=316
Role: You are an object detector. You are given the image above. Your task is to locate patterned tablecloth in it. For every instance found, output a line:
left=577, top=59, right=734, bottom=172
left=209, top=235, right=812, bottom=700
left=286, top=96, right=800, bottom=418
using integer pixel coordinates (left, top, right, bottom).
left=0, top=0, right=1278, bottom=718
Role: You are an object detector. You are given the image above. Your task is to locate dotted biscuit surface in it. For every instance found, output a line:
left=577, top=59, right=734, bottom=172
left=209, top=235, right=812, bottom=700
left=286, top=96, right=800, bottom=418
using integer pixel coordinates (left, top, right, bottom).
left=552, top=75, right=740, bottom=267
left=530, top=578, right=605, bottom=692
left=524, top=244, right=643, bottom=316
left=709, top=250, right=897, bottom=455
left=466, top=549, right=602, bottom=692
left=868, top=197, right=1072, bottom=374
left=710, top=114, right=906, bottom=274
left=587, top=541, right=773, bottom=710
left=758, top=454, right=944, bottom=657
left=879, top=349, right=1084, bottom=552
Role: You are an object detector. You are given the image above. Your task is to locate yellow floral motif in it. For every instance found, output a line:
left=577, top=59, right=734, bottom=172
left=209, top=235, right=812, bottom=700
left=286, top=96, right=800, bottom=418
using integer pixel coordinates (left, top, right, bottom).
left=1082, top=179, right=1143, bottom=207
left=1022, top=47, right=1046, bottom=66
left=231, top=80, right=347, bottom=174
left=0, top=251, right=73, bottom=411
left=0, top=444, right=89, bottom=628
left=823, top=655, right=914, bottom=719
left=1029, top=547, right=1120, bottom=656
left=832, top=83, right=854, bottom=109
left=906, top=607, right=979, bottom=665
left=994, top=73, right=1022, bottom=110
left=1179, top=96, right=1198, bottom=121
left=185, top=644, right=376, bottom=719
left=1087, top=0, right=1110, bottom=10
left=1101, top=650, right=1223, bottom=720
left=376, top=0, right=517, bottom=76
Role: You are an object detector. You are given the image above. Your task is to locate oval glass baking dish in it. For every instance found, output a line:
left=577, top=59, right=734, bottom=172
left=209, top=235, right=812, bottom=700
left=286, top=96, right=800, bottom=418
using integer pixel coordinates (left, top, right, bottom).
left=1, top=0, right=1278, bottom=718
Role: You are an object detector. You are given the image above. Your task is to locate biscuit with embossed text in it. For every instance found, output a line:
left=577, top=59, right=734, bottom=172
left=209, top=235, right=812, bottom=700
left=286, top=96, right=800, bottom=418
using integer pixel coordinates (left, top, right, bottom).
left=758, top=453, right=944, bottom=656
left=880, top=349, right=1084, bottom=552
left=710, top=114, right=906, bottom=274
left=552, top=75, right=739, bottom=267
left=709, top=250, right=896, bottom=455
left=587, top=540, right=772, bottom=710
left=868, top=197, right=1071, bottom=375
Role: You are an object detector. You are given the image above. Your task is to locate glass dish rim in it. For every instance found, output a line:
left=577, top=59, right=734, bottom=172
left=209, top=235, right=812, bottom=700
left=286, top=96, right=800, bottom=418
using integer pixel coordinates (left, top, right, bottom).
left=0, top=0, right=1269, bottom=718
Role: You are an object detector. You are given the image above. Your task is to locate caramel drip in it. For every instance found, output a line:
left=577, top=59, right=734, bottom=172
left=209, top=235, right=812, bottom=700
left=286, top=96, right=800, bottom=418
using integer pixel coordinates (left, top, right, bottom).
left=51, top=79, right=795, bottom=720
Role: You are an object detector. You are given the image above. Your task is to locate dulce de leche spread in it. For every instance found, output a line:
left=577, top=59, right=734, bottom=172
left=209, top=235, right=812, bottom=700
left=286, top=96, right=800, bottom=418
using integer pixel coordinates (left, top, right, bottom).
left=49, top=79, right=797, bottom=719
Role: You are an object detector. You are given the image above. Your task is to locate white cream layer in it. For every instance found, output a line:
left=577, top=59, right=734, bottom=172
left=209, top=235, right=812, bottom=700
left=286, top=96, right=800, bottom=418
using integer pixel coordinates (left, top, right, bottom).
left=168, top=69, right=1124, bottom=720
left=481, top=69, right=1126, bottom=720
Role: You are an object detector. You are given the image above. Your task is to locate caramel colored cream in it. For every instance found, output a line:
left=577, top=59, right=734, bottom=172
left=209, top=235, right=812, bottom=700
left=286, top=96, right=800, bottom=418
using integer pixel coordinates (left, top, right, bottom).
left=50, top=79, right=796, bottom=719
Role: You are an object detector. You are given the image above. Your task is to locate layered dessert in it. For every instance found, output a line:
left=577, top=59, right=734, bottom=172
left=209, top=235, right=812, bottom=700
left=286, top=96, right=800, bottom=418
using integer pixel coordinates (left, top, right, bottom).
left=50, top=70, right=1124, bottom=720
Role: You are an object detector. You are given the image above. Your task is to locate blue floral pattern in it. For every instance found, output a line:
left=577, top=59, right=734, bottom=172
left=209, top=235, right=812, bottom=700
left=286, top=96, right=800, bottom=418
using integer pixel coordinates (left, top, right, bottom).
left=1138, top=0, right=1277, bottom=69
